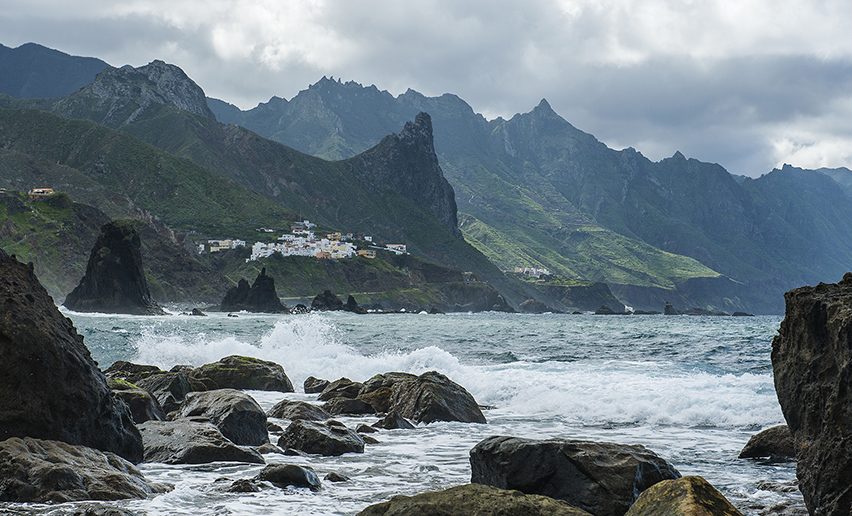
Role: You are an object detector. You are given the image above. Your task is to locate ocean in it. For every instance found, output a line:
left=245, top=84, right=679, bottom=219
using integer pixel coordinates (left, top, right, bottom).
left=6, top=310, right=801, bottom=515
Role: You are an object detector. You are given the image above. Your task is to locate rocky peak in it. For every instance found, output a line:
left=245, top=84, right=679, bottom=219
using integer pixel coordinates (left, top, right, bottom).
left=346, top=112, right=461, bottom=238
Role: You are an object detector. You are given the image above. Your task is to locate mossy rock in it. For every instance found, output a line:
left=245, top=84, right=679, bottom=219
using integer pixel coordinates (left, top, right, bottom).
left=357, top=483, right=593, bottom=515
left=625, top=476, right=743, bottom=516
left=357, top=386, right=394, bottom=413
left=193, top=355, right=294, bottom=392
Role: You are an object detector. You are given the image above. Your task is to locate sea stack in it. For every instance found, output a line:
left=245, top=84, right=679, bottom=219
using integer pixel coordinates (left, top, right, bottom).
left=771, top=272, right=852, bottom=516
left=220, top=268, right=287, bottom=313
left=0, top=249, right=143, bottom=462
left=64, top=220, right=165, bottom=315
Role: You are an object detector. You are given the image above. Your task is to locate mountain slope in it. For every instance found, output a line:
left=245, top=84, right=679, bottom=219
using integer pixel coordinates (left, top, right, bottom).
left=0, top=43, right=109, bottom=100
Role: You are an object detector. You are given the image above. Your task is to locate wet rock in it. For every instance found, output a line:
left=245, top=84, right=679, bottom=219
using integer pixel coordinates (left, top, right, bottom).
left=0, top=437, right=168, bottom=502
left=372, top=411, right=415, bottom=430
left=254, top=443, right=285, bottom=455
left=176, top=389, right=269, bottom=446
left=267, top=422, right=283, bottom=433
left=317, top=377, right=364, bottom=401
left=470, top=436, right=681, bottom=516
left=519, top=299, right=552, bottom=314
left=138, top=420, right=264, bottom=464
left=324, top=472, right=350, bottom=483
left=323, top=397, right=376, bottom=416
left=771, top=272, right=852, bottom=516
left=134, top=372, right=194, bottom=414
left=388, top=371, right=486, bottom=424
left=311, top=289, right=343, bottom=311
left=304, top=376, right=329, bottom=394
left=278, top=420, right=365, bottom=456
left=112, top=388, right=166, bottom=424
left=356, top=424, right=378, bottom=434
left=193, top=355, right=294, bottom=392
left=220, top=268, right=287, bottom=313
left=190, top=308, right=207, bottom=316
left=361, top=435, right=380, bottom=445
left=0, top=250, right=142, bottom=463
left=227, top=478, right=262, bottom=493
left=625, top=476, right=743, bottom=516
left=357, top=483, right=593, bottom=516
left=267, top=400, right=331, bottom=421
left=739, top=425, right=795, bottom=460
left=103, top=361, right=164, bottom=385
left=63, top=220, right=165, bottom=315
left=357, top=387, right=394, bottom=413
left=256, top=464, right=321, bottom=491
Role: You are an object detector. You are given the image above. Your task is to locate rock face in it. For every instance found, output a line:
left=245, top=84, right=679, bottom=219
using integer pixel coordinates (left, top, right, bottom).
left=176, top=389, right=269, bottom=446
left=138, top=420, right=264, bottom=464
left=0, top=437, right=164, bottom=503
left=388, top=371, right=487, bottom=424
left=357, top=483, right=593, bottom=516
left=0, top=249, right=143, bottom=463
left=624, top=476, right=743, bottom=516
left=220, top=268, right=287, bottom=313
left=278, top=420, right=365, bottom=456
left=311, top=289, right=344, bottom=311
left=193, top=355, right=294, bottom=392
left=771, top=273, right=852, bottom=516
left=738, top=425, right=795, bottom=460
left=470, top=436, right=681, bottom=516
left=345, top=112, right=462, bottom=238
left=63, top=220, right=165, bottom=315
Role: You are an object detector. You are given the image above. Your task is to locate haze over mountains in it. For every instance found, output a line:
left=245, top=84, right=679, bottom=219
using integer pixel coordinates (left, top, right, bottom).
left=2, top=42, right=852, bottom=313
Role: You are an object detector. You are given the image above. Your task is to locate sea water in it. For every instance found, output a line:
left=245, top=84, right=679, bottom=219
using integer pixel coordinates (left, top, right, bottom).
left=5, top=311, right=801, bottom=515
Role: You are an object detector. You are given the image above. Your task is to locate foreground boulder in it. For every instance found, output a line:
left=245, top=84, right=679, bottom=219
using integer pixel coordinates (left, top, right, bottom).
left=0, top=249, right=143, bottom=463
left=388, top=371, right=486, bottom=424
left=63, top=220, right=165, bottom=315
left=470, top=436, right=681, bottom=516
left=625, top=476, right=743, bottom=516
left=193, top=355, right=294, bottom=392
left=220, top=268, right=287, bottom=313
left=771, top=273, right=852, bottom=516
left=138, top=420, right=264, bottom=464
left=738, top=425, right=795, bottom=460
left=0, top=437, right=168, bottom=502
left=278, top=420, right=365, bottom=456
left=357, top=483, right=593, bottom=516
left=176, top=389, right=269, bottom=446
left=304, top=376, right=329, bottom=394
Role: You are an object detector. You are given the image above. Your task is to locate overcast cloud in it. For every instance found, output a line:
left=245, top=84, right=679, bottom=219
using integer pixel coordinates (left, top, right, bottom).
left=3, top=0, right=852, bottom=176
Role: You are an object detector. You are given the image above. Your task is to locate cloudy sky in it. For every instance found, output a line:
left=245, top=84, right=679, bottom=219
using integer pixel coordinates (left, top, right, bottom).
left=3, top=0, right=852, bottom=176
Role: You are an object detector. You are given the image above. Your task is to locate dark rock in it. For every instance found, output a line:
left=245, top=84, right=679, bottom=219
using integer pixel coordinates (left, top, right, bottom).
left=138, top=420, right=264, bottom=464
left=361, top=435, right=380, bottom=445
left=732, top=311, right=754, bottom=317
left=317, top=377, right=364, bottom=401
left=220, top=268, right=287, bottom=313
left=312, top=290, right=343, bottom=311
left=356, top=424, right=378, bottom=434
left=0, top=250, right=142, bottom=463
left=292, top=303, right=310, bottom=314
left=134, top=372, right=194, bottom=414
left=373, top=411, right=415, bottom=430
left=113, top=389, right=166, bottom=424
left=357, top=386, right=394, bottom=413
left=0, top=437, right=168, bottom=502
left=267, top=400, right=331, bottom=421
left=254, top=443, right=285, bottom=455
left=428, top=306, right=445, bottom=314
left=594, top=304, right=627, bottom=315
left=324, top=472, right=350, bottom=483
left=268, top=422, right=283, bottom=433
left=227, top=479, right=262, bottom=493
left=278, top=420, right=365, bottom=456
left=519, top=299, right=551, bottom=314
left=470, top=436, right=681, bottom=516
left=256, top=464, right=321, bottom=491
left=357, top=483, right=593, bottom=516
left=624, top=476, right=743, bottom=516
left=190, top=308, right=207, bottom=316
left=771, top=272, right=852, bottom=516
left=176, top=389, right=269, bottom=446
left=738, top=425, right=795, bottom=460
left=193, top=355, right=294, bottom=392
left=343, top=295, right=367, bottom=314
left=304, top=376, right=330, bottom=394
left=323, top=397, right=376, bottom=416
left=664, top=301, right=683, bottom=315
left=63, top=220, right=165, bottom=315
left=103, top=361, right=164, bottom=385
left=388, top=371, right=486, bottom=424
left=360, top=372, right=417, bottom=394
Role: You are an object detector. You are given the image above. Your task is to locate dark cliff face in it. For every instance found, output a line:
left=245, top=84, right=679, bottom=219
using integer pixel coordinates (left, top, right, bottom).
left=346, top=112, right=462, bottom=238
left=0, top=249, right=143, bottom=462
left=64, top=220, right=165, bottom=315
left=771, top=273, right=852, bottom=516
left=220, top=268, right=286, bottom=313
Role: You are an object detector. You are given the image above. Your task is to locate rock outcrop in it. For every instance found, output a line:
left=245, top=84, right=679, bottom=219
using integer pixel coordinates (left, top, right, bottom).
left=357, top=483, right=593, bottom=516
left=192, top=355, right=294, bottom=392
left=624, top=476, right=743, bottom=516
left=0, top=249, right=143, bottom=463
left=771, top=273, right=852, bottom=516
left=138, top=420, right=264, bottom=464
left=311, top=289, right=344, bottom=311
left=470, top=436, right=681, bottom=516
left=388, top=371, right=487, bottom=424
left=220, top=268, right=287, bottom=313
left=63, top=220, right=165, bottom=315
left=0, top=437, right=167, bottom=502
